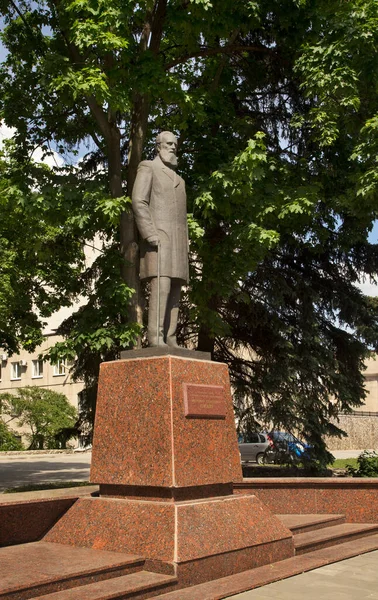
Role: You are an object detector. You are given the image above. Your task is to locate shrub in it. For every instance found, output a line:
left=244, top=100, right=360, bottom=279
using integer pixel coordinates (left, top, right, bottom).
left=0, top=420, right=23, bottom=451
left=346, top=451, right=378, bottom=477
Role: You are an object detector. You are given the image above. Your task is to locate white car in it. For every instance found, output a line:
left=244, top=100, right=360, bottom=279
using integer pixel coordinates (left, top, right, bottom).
left=238, top=432, right=271, bottom=465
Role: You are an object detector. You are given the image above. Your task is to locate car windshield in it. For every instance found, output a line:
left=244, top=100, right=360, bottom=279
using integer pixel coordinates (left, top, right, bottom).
left=270, top=431, right=301, bottom=444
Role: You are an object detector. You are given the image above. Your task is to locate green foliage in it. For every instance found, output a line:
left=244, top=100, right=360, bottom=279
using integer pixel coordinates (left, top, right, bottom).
left=1, top=0, right=378, bottom=464
left=0, top=420, right=24, bottom=451
left=346, top=451, right=378, bottom=477
left=0, top=151, right=87, bottom=354
left=331, top=458, right=358, bottom=470
left=0, top=388, right=77, bottom=450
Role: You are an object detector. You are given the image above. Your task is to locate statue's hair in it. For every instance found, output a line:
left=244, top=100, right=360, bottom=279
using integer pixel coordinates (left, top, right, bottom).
left=156, top=131, right=176, bottom=146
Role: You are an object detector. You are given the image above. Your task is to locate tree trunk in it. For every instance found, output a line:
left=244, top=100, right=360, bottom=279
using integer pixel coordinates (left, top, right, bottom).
left=105, top=124, right=143, bottom=346
left=197, top=326, right=215, bottom=355
left=119, top=93, right=151, bottom=346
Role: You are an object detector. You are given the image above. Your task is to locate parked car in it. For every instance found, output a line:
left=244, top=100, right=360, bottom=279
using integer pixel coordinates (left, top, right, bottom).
left=238, top=432, right=271, bottom=464
left=264, top=431, right=311, bottom=464
left=238, top=430, right=311, bottom=465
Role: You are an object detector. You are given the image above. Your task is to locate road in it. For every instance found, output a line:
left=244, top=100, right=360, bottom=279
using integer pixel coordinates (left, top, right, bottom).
left=0, top=449, right=369, bottom=493
left=0, top=452, right=92, bottom=492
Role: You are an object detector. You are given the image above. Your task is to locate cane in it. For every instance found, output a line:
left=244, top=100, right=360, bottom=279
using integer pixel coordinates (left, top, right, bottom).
left=156, top=240, right=161, bottom=347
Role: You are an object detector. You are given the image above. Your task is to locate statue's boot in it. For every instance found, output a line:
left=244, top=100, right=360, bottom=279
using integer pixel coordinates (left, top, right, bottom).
left=165, top=279, right=182, bottom=348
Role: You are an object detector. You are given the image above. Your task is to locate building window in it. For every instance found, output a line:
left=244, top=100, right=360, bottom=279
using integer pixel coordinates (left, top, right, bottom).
left=53, top=359, right=67, bottom=376
left=11, top=362, right=21, bottom=380
left=32, top=359, right=44, bottom=378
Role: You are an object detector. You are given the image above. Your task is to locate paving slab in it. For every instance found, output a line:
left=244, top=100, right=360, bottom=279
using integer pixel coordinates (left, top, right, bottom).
left=226, top=549, right=378, bottom=599
left=148, top=534, right=378, bottom=600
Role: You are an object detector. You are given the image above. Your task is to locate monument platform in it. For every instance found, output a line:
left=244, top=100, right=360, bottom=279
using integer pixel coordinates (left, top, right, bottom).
left=43, top=354, right=294, bottom=585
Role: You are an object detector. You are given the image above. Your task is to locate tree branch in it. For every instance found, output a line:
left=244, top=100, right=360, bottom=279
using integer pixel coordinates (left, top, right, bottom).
left=210, top=29, right=240, bottom=92
left=50, top=0, right=112, bottom=142
left=150, top=0, right=167, bottom=55
left=165, top=44, right=273, bottom=70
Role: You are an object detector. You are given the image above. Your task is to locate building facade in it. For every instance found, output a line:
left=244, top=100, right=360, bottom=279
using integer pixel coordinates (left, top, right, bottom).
left=0, top=335, right=84, bottom=447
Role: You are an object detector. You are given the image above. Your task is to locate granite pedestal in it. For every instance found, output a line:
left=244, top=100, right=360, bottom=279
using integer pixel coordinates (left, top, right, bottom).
left=45, top=353, right=293, bottom=585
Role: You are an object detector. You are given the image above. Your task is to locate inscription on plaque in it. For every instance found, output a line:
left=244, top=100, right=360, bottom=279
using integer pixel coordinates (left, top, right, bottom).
left=183, top=383, right=226, bottom=419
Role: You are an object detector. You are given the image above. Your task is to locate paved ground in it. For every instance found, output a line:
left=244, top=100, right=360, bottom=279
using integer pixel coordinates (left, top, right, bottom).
left=0, top=450, right=371, bottom=492
left=227, top=550, right=378, bottom=599
left=332, top=449, right=375, bottom=459
left=0, top=452, right=91, bottom=491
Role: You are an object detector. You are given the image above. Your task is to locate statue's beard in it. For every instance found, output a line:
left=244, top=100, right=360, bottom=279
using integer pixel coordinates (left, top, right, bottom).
left=159, top=149, right=178, bottom=168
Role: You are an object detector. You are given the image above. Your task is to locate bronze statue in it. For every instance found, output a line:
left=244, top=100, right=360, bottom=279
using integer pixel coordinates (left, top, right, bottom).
left=132, top=131, right=189, bottom=347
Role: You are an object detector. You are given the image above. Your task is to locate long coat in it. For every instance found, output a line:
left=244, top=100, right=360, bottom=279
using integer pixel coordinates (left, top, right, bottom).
left=132, top=155, right=189, bottom=283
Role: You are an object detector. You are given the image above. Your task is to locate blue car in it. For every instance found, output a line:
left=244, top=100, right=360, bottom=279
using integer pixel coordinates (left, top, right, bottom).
left=268, top=431, right=311, bottom=461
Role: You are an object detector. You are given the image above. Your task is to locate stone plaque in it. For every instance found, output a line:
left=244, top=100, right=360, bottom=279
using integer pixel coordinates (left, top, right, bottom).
left=183, top=383, right=226, bottom=419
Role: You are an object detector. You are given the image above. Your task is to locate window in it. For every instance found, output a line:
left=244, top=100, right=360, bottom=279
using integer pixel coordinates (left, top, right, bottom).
left=0, top=363, right=1, bottom=381
left=32, top=359, right=44, bottom=378
left=11, top=362, right=21, bottom=380
left=53, top=359, right=67, bottom=376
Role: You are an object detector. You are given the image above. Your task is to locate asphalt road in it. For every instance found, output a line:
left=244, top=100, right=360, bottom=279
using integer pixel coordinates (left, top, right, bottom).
left=0, top=449, right=370, bottom=493
left=0, top=452, right=92, bottom=492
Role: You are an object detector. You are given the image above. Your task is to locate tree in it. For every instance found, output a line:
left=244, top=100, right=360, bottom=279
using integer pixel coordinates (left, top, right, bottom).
left=1, top=0, right=378, bottom=464
left=0, top=151, right=87, bottom=354
left=0, top=387, right=77, bottom=449
left=0, top=420, right=23, bottom=451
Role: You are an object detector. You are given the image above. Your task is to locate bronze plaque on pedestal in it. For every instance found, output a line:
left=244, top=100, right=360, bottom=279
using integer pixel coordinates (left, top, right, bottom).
left=183, top=383, right=226, bottom=419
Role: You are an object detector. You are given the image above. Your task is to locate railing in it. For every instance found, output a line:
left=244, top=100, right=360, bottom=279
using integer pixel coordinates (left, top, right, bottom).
left=339, top=411, right=378, bottom=417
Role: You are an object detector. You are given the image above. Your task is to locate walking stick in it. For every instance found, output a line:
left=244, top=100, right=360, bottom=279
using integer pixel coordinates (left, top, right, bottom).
left=156, top=240, right=161, bottom=347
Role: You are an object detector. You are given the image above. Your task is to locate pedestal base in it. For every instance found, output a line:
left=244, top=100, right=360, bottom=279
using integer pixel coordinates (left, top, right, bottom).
left=43, top=356, right=294, bottom=585
left=44, top=494, right=294, bottom=585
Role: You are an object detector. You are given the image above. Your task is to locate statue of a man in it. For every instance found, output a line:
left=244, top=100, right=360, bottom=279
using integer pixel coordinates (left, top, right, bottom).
left=132, top=131, right=189, bottom=347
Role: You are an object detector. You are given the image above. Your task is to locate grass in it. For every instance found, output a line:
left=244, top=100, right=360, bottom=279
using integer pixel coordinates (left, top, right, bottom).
left=331, top=458, right=358, bottom=469
left=3, top=481, right=92, bottom=494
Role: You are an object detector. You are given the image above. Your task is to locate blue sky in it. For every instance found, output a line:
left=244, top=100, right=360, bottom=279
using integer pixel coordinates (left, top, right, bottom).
left=369, top=221, right=378, bottom=244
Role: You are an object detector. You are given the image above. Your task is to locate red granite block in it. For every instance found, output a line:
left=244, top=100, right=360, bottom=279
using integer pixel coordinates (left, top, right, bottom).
left=147, top=535, right=378, bottom=599
left=278, top=513, right=346, bottom=534
left=234, top=481, right=318, bottom=514
left=99, top=483, right=233, bottom=501
left=90, top=357, right=242, bottom=489
left=169, top=358, right=241, bottom=487
left=43, top=494, right=294, bottom=581
left=21, top=571, right=177, bottom=600
left=176, top=538, right=295, bottom=587
left=0, top=541, right=145, bottom=600
left=44, top=497, right=176, bottom=562
left=234, top=479, right=378, bottom=523
left=174, top=494, right=292, bottom=562
left=316, top=486, right=378, bottom=523
left=294, top=522, right=378, bottom=554
left=0, top=498, right=76, bottom=547
left=90, top=359, right=173, bottom=488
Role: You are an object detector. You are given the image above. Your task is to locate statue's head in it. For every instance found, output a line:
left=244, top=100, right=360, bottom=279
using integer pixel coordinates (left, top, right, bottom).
left=156, top=131, right=178, bottom=168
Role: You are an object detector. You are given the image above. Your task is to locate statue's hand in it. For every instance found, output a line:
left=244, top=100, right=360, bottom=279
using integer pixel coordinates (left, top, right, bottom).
left=146, top=236, right=160, bottom=247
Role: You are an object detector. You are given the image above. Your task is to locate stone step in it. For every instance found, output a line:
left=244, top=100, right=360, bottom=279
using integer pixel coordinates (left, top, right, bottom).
left=146, top=533, right=378, bottom=600
left=294, top=522, right=378, bottom=555
left=0, top=541, right=145, bottom=600
left=28, top=571, right=177, bottom=600
left=277, top=513, right=346, bottom=534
